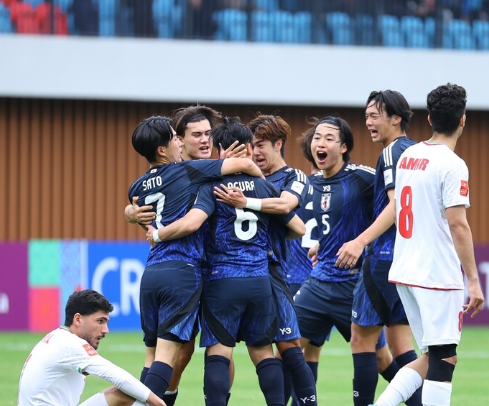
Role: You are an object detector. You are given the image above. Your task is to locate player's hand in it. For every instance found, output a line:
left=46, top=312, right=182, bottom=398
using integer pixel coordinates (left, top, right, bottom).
left=335, top=239, right=364, bottom=269
left=146, top=225, right=158, bottom=248
left=127, top=196, right=156, bottom=225
left=308, top=243, right=319, bottom=267
left=463, top=279, right=485, bottom=318
left=220, top=141, right=247, bottom=158
left=214, top=184, right=247, bottom=208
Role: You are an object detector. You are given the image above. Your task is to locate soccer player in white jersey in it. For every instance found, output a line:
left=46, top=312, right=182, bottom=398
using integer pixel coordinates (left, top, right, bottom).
left=370, top=84, right=484, bottom=406
left=18, top=289, right=166, bottom=406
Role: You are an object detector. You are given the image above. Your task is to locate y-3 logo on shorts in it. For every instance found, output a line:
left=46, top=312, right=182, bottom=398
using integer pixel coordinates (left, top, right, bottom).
left=279, top=327, right=292, bottom=335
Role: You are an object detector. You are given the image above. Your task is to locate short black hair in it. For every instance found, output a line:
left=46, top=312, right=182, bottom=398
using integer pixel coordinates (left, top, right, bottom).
left=366, top=90, right=413, bottom=132
left=211, top=116, right=253, bottom=151
left=64, top=289, right=114, bottom=327
left=171, top=105, right=222, bottom=137
left=427, top=83, right=467, bottom=135
left=300, top=116, right=354, bottom=163
left=131, top=115, right=173, bottom=163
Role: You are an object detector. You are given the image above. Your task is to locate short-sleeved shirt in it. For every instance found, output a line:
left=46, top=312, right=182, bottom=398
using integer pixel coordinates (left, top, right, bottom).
left=18, top=327, right=150, bottom=406
left=128, top=159, right=224, bottom=266
left=390, top=141, right=469, bottom=289
left=369, top=137, right=417, bottom=261
left=311, top=163, right=375, bottom=282
left=194, top=173, right=292, bottom=280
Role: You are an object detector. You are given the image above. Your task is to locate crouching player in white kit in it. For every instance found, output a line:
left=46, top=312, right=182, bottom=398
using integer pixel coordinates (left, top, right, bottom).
left=18, top=290, right=167, bottom=406
left=370, top=84, right=485, bottom=406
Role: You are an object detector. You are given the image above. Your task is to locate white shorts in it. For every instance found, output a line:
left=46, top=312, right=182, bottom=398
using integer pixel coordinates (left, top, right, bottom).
left=396, top=284, right=464, bottom=353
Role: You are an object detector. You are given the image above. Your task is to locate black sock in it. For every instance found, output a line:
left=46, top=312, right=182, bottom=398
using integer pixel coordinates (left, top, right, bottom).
left=380, top=360, right=399, bottom=382
left=283, top=361, right=294, bottom=402
left=225, top=392, right=231, bottom=406
left=256, top=358, right=285, bottom=406
left=395, top=350, right=422, bottom=406
left=281, top=347, right=317, bottom=406
left=352, top=352, right=378, bottom=406
left=140, top=367, right=149, bottom=383
left=144, top=361, right=173, bottom=400
left=204, top=355, right=230, bottom=406
left=306, top=361, right=319, bottom=383
left=163, top=388, right=179, bottom=406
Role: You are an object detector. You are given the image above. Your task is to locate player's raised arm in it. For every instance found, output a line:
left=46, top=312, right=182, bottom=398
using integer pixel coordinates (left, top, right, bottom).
left=146, top=208, right=209, bottom=244
left=220, top=157, right=264, bottom=179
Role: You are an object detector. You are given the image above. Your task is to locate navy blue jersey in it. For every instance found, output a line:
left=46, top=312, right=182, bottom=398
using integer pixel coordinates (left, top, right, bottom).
left=286, top=179, right=317, bottom=285
left=266, top=166, right=309, bottom=272
left=370, top=137, right=417, bottom=261
left=194, top=173, right=292, bottom=280
left=311, top=163, right=375, bottom=282
left=128, top=159, right=224, bottom=266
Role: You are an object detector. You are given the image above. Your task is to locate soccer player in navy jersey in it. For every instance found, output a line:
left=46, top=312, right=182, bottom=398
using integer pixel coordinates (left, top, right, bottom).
left=126, top=115, right=264, bottom=402
left=214, top=115, right=317, bottom=406
left=146, top=116, right=305, bottom=406
left=335, top=91, right=422, bottom=406
left=295, top=116, right=395, bottom=403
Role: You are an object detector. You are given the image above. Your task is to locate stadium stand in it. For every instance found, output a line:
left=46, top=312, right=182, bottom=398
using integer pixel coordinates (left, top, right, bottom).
left=0, top=0, right=488, bottom=51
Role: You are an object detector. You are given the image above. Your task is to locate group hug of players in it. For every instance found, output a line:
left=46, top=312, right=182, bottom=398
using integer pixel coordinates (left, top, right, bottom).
left=124, top=84, right=485, bottom=406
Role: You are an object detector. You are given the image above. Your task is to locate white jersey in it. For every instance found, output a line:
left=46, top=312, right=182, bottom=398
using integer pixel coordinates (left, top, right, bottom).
left=18, top=326, right=151, bottom=406
left=389, top=141, right=470, bottom=290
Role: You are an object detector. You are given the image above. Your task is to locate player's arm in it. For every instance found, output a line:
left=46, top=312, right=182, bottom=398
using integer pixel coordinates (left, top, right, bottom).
left=214, top=185, right=299, bottom=215
left=336, top=188, right=396, bottom=268
left=124, top=196, right=156, bottom=225
left=84, top=355, right=166, bottom=406
left=446, top=205, right=485, bottom=318
left=146, top=208, right=209, bottom=244
left=284, top=214, right=306, bottom=239
left=220, top=157, right=264, bottom=179
left=308, top=242, right=319, bottom=267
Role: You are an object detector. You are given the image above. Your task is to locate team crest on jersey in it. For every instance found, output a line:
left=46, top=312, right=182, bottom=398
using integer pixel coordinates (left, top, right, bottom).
left=82, top=343, right=98, bottom=356
left=321, top=193, right=331, bottom=211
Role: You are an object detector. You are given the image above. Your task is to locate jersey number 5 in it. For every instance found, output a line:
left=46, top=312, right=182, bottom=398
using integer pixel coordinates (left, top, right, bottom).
left=398, top=186, right=413, bottom=239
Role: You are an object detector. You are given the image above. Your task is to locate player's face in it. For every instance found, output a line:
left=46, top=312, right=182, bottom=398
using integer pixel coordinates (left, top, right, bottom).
left=365, top=101, right=398, bottom=145
left=180, top=119, right=213, bottom=160
left=251, top=137, right=282, bottom=176
left=78, top=310, right=110, bottom=350
left=311, top=123, right=346, bottom=176
left=165, top=130, right=183, bottom=163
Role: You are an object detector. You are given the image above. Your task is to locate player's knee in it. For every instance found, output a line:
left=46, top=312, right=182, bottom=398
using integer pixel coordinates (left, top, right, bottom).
left=426, top=344, right=457, bottom=382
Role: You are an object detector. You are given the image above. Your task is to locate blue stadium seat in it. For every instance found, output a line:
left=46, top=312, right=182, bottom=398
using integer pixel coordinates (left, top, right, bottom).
left=473, top=20, right=489, bottom=50
left=0, top=3, right=13, bottom=33
left=152, top=0, right=182, bottom=39
left=251, top=11, right=273, bottom=42
left=355, top=14, right=374, bottom=45
left=378, top=15, right=403, bottom=47
left=24, top=0, right=46, bottom=8
left=54, top=0, right=73, bottom=14
left=213, top=9, right=247, bottom=42
left=294, top=11, right=312, bottom=44
left=274, top=10, right=295, bottom=43
left=401, top=16, right=429, bottom=48
left=424, top=17, right=435, bottom=47
left=326, top=12, right=353, bottom=45
left=93, top=0, right=118, bottom=37
left=253, top=0, right=279, bottom=13
left=443, top=19, right=475, bottom=50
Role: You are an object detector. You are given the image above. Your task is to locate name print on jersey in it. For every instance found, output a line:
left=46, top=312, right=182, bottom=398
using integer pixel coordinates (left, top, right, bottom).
left=398, top=157, right=429, bottom=171
left=227, top=180, right=255, bottom=191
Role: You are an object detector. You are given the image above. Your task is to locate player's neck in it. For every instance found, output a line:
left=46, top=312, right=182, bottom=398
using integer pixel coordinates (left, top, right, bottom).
left=428, top=132, right=459, bottom=151
left=383, top=132, right=405, bottom=148
left=262, top=159, right=286, bottom=176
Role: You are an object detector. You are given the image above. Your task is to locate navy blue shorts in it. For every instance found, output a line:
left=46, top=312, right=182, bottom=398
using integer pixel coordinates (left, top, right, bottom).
left=295, top=277, right=356, bottom=346
left=199, top=276, right=276, bottom=348
left=139, top=260, right=202, bottom=347
left=269, top=263, right=301, bottom=342
left=353, top=255, right=408, bottom=327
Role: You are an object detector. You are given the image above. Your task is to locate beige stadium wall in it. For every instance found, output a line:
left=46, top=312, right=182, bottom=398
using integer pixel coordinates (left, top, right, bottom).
left=1, top=97, right=488, bottom=242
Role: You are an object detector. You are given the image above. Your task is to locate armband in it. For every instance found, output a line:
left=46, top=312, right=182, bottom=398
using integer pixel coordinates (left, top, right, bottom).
left=152, top=229, right=162, bottom=243
left=245, top=198, right=262, bottom=211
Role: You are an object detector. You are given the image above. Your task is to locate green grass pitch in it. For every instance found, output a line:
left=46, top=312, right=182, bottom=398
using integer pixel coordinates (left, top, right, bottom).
left=3, top=327, right=488, bottom=405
